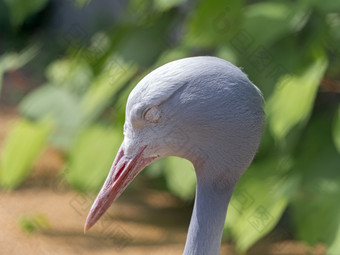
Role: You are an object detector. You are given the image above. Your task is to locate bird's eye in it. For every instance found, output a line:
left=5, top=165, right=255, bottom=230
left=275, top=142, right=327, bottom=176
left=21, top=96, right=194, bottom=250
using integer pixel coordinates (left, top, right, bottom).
left=143, top=106, right=161, bottom=123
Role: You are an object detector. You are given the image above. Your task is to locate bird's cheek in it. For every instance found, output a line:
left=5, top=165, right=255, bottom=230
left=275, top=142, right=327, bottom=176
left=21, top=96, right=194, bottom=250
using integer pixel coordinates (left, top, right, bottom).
left=123, top=136, right=138, bottom=156
left=123, top=135, right=146, bottom=157
left=123, top=128, right=167, bottom=158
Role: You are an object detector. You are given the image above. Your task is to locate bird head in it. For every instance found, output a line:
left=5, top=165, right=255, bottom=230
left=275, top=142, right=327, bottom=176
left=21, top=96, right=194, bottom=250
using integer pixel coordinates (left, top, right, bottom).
left=84, top=56, right=264, bottom=232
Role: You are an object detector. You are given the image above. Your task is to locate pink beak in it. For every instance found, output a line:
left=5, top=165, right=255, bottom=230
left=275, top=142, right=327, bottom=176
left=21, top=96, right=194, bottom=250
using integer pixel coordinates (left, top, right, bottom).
left=84, top=143, right=156, bottom=233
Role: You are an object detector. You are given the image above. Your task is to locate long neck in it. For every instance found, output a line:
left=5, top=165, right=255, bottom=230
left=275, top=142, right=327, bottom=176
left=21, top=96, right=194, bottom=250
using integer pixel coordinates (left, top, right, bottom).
left=183, top=164, right=235, bottom=255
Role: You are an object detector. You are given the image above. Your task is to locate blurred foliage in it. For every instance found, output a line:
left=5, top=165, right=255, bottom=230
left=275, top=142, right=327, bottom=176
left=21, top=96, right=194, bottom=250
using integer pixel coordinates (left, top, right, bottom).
left=164, top=157, right=196, bottom=200
left=266, top=57, right=328, bottom=141
left=0, top=46, right=38, bottom=97
left=0, top=119, right=51, bottom=189
left=19, top=214, right=50, bottom=234
left=226, top=162, right=296, bottom=252
left=19, top=56, right=137, bottom=150
left=4, top=0, right=49, bottom=27
left=0, top=0, right=340, bottom=254
left=66, top=125, right=123, bottom=191
left=334, top=106, right=340, bottom=153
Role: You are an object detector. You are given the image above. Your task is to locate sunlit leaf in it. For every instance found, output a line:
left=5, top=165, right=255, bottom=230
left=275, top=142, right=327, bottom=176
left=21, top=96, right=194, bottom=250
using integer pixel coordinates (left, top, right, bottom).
left=81, top=57, right=137, bottom=123
left=65, top=125, right=123, bottom=191
left=292, top=180, right=340, bottom=247
left=19, top=85, right=84, bottom=150
left=19, top=214, right=50, bottom=234
left=163, top=157, right=196, bottom=200
left=46, top=58, right=93, bottom=97
left=74, top=0, right=91, bottom=8
left=0, top=119, right=51, bottom=189
left=266, top=57, right=328, bottom=140
left=216, top=45, right=239, bottom=65
left=153, top=0, right=186, bottom=11
left=0, top=46, right=38, bottom=96
left=118, top=26, right=169, bottom=67
left=333, top=106, right=340, bottom=154
left=144, top=157, right=166, bottom=178
left=225, top=159, right=297, bottom=252
left=310, top=0, right=340, bottom=13
left=185, top=0, right=244, bottom=47
left=113, top=76, right=140, bottom=127
left=328, top=222, right=340, bottom=255
left=0, top=46, right=38, bottom=71
left=290, top=111, right=340, bottom=248
left=243, top=2, right=293, bottom=47
left=4, top=0, right=49, bottom=27
left=154, top=48, right=189, bottom=66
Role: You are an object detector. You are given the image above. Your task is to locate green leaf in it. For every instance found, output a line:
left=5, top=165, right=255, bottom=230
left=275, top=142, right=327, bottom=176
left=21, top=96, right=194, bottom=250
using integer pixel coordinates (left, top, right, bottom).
left=242, top=2, right=294, bottom=47
left=185, top=0, right=244, bottom=47
left=333, top=106, right=340, bottom=154
left=292, top=180, right=340, bottom=247
left=328, top=221, right=340, bottom=255
left=74, top=0, right=91, bottom=7
left=154, top=48, right=189, bottom=67
left=0, top=46, right=38, bottom=97
left=118, top=25, right=169, bottom=67
left=144, top=157, right=166, bottom=178
left=290, top=111, right=340, bottom=248
left=45, top=58, right=93, bottom=97
left=19, top=85, right=84, bottom=150
left=113, top=77, right=140, bottom=126
left=4, top=0, right=49, bottom=27
left=0, top=119, right=51, bottom=189
left=225, top=159, right=297, bottom=252
left=153, top=0, right=186, bottom=11
left=0, top=46, right=38, bottom=71
left=266, top=57, right=328, bottom=141
left=309, top=0, right=340, bottom=13
left=65, top=125, right=123, bottom=191
left=216, top=45, right=239, bottom=66
left=80, top=57, right=137, bottom=123
left=163, top=157, right=196, bottom=200
left=19, top=214, right=50, bottom=234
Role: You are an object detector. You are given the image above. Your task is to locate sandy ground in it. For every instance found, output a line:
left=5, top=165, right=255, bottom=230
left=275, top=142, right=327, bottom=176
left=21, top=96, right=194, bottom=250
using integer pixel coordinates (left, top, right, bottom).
left=0, top=109, right=326, bottom=255
left=1, top=182, right=196, bottom=255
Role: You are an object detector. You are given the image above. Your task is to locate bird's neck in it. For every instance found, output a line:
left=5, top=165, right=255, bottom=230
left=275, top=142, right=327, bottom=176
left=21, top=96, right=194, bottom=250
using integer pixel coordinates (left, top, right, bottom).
left=183, top=164, right=235, bottom=255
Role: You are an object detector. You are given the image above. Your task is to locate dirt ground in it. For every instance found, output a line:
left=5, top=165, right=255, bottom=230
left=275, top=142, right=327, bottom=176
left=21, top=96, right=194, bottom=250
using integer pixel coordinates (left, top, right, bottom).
left=0, top=109, right=327, bottom=255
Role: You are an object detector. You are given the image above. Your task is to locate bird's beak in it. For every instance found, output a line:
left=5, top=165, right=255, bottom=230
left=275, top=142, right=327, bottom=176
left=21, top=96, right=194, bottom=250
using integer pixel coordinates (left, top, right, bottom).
left=84, top=143, right=156, bottom=233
